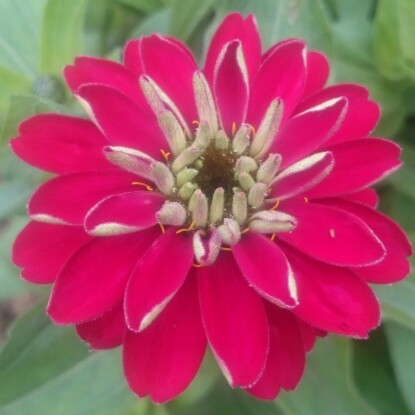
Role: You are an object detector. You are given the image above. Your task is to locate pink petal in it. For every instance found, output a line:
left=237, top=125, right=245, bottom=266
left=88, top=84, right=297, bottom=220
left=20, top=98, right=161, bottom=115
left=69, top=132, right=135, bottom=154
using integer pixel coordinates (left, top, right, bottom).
left=64, top=56, right=143, bottom=104
left=284, top=245, right=381, bottom=338
left=270, top=152, right=334, bottom=200
left=248, top=305, right=305, bottom=399
left=302, top=51, right=329, bottom=99
left=124, top=36, right=194, bottom=77
left=12, top=221, right=90, bottom=284
left=76, top=302, right=126, bottom=350
left=11, top=114, right=108, bottom=174
left=232, top=233, right=297, bottom=307
left=125, top=228, right=194, bottom=332
left=279, top=199, right=386, bottom=266
left=140, top=35, right=197, bottom=124
left=296, top=319, right=317, bottom=352
left=123, top=39, right=143, bottom=76
left=269, top=98, right=347, bottom=168
left=123, top=275, right=206, bottom=404
left=341, top=188, right=379, bottom=208
left=247, top=40, right=306, bottom=128
left=325, top=198, right=412, bottom=283
left=296, top=84, right=380, bottom=145
left=28, top=170, right=137, bottom=225
left=204, top=13, right=261, bottom=86
left=305, top=138, right=402, bottom=198
left=214, top=40, right=249, bottom=134
left=77, top=84, right=166, bottom=159
left=85, top=191, right=164, bottom=236
left=198, top=253, right=269, bottom=387
left=47, top=228, right=159, bottom=324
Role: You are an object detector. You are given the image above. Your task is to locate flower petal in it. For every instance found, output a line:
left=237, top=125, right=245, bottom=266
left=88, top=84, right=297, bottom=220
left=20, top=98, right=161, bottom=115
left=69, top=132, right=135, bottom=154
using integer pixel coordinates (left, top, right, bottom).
left=248, top=305, right=305, bottom=399
left=270, top=152, right=334, bottom=200
left=85, top=191, right=164, bottom=236
left=297, top=84, right=380, bottom=145
left=204, top=13, right=261, bottom=86
left=140, top=35, right=197, bottom=124
left=123, top=39, right=143, bottom=76
left=214, top=40, right=249, bottom=134
left=269, top=97, right=347, bottom=167
left=341, top=188, right=379, bottom=208
left=76, top=84, right=166, bottom=159
left=11, top=114, right=108, bottom=174
left=123, top=36, right=194, bottom=77
left=12, top=221, right=90, bottom=284
left=279, top=199, right=386, bottom=266
left=76, top=302, right=126, bottom=349
left=125, top=228, right=194, bottom=332
left=64, top=56, right=143, bottom=104
left=306, top=138, right=402, bottom=198
left=123, top=275, right=206, bottom=404
left=296, top=319, right=318, bottom=352
left=198, top=253, right=269, bottom=387
left=284, top=245, right=381, bottom=338
left=47, top=228, right=159, bottom=324
left=28, top=170, right=137, bottom=225
left=302, top=51, right=329, bottom=98
left=247, top=40, right=306, bottom=128
left=325, top=198, right=412, bottom=283
left=232, top=232, right=298, bottom=307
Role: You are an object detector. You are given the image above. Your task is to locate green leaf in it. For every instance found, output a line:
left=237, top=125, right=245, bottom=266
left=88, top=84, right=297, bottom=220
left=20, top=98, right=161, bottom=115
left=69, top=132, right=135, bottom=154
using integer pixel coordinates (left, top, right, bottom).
left=385, top=322, right=415, bottom=413
left=39, top=0, right=88, bottom=75
left=130, top=8, right=172, bottom=38
left=0, top=304, right=137, bottom=415
left=171, top=378, right=282, bottom=415
left=210, top=0, right=331, bottom=52
left=117, top=0, right=166, bottom=13
left=0, top=0, right=47, bottom=77
left=0, top=67, right=31, bottom=114
left=387, top=142, right=415, bottom=201
left=0, top=94, right=69, bottom=145
left=170, top=0, right=216, bottom=42
left=352, top=328, right=411, bottom=415
left=373, top=0, right=415, bottom=81
left=0, top=182, right=34, bottom=221
left=375, top=276, right=415, bottom=332
left=0, top=216, right=32, bottom=299
left=275, top=337, right=379, bottom=415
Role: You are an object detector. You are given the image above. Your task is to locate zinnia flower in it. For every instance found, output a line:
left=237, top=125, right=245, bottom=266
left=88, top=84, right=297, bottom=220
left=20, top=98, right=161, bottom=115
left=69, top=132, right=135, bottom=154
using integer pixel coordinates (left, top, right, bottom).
left=11, top=13, right=412, bottom=403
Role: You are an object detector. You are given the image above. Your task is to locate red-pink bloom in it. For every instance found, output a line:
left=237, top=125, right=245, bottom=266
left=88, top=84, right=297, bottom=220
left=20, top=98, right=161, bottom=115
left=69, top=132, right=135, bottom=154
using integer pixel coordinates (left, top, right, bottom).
left=11, top=13, right=412, bottom=403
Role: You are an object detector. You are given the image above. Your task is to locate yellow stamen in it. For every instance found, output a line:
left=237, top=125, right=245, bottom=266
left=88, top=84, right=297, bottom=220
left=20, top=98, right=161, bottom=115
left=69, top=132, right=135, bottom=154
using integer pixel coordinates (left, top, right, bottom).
left=160, top=149, right=171, bottom=161
left=158, top=222, right=166, bottom=234
left=192, top=263, right=202, bottom=268
left=176, top=221, right=195, bottom=234
left=271, top=200, right=280, bottom=210
left=304, top=197, right=309, bottom=203
left=131, top=182, right=154, bottom=191
left=270, top=233, right=276, bottom=241
left=221, top=247, right=232, bottom=251
left=232, top=122, right=237, bottom=136
left=242, top=227, right=250, bottom=234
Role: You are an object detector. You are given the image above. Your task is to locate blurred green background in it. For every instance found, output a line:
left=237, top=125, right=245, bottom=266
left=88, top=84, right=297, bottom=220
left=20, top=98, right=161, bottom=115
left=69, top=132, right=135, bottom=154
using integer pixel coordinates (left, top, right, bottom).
left=0, top=0, right=414, bottom=414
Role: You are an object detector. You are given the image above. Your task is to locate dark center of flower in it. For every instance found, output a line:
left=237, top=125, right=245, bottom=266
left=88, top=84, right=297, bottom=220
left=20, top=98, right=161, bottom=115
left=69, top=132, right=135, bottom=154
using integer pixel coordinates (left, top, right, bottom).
left=194, top=142, right=237, bottom=204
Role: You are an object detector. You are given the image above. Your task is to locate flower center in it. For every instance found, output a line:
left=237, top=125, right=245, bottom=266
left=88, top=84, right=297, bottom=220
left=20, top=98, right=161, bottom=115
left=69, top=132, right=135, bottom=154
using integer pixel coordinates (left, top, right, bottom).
left=193, top=142, right=237, bottom=205
left=103, top=72, right=299, bottom=266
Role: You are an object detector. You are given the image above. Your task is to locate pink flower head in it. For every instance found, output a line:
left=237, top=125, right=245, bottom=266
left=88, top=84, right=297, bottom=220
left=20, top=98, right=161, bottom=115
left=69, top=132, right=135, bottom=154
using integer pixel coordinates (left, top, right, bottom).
left=11, top=13, right=412, bottom=403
